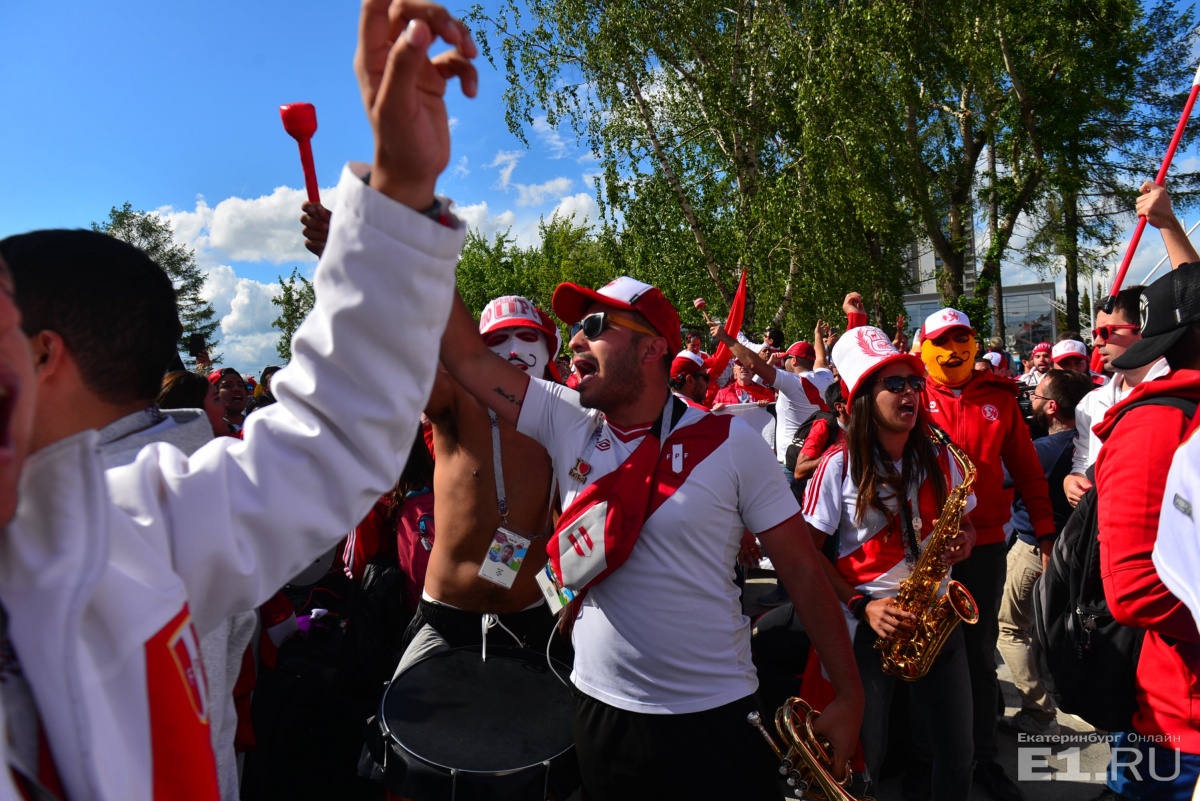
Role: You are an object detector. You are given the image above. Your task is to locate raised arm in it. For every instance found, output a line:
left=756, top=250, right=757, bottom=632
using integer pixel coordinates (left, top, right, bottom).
left=813, top=319, right=830, bottom=371
left=439, top=291, right=530, bottom=427
left=709, top=321, right=777, bottom=385
left=1138, top=181, right=1200, bottom=268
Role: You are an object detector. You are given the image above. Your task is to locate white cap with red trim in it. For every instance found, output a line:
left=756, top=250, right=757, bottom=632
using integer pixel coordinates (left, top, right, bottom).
left=832, top=326, right=926, bottom=404
left=921, top=308, right=973, bottom=340
left=1052, top=339, right=1088, bottom=363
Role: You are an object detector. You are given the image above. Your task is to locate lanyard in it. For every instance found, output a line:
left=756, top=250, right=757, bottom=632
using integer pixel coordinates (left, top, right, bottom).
left=898, top=478, right=923, bottom=566
left=488, top=409, right=509, bottom=526
left=570, top=395, right=682, bottom=485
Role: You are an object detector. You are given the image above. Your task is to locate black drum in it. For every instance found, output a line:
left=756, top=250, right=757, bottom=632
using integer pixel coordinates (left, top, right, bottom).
left=378, top=645, right=579, bottom=800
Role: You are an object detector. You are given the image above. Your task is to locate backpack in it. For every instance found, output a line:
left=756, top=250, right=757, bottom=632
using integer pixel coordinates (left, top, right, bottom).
left=784, top=409, right=839, bottom=474
left=1032, top=396, right=1197, bottom=733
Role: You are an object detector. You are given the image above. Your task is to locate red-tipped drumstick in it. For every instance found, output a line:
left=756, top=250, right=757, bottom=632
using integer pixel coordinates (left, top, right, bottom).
left=1105, top=63, right=1200, bottom=312
left=280, top=103, right=320, bottom=204
left=694, top=297, right=714, bottom=325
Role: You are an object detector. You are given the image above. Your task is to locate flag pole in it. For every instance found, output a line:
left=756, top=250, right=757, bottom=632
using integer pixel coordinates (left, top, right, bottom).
left=1104, top=62, right=1200, bottom=312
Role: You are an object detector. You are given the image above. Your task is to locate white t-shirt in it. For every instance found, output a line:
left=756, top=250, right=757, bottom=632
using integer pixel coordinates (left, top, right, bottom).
left=772, top=367, right=834, bottom=463
left=802, top=446, right=975, bottom=634
left=517, top=380, right=799, bottom=714
left=1072, top=359, right=1171, bottom=473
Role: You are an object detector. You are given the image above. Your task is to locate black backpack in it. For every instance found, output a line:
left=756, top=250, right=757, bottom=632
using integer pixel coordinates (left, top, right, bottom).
left=1032, top=396, right=1197, bottom=733
left=784, top=409, right=839, bottom=473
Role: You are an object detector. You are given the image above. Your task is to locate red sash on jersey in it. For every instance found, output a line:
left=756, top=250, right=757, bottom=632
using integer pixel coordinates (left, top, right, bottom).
left=547, top=400, right=730, bottom=595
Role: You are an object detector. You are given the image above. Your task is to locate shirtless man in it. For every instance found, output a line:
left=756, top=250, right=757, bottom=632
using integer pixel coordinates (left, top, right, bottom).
left=300, top=213, right=558, bottom=666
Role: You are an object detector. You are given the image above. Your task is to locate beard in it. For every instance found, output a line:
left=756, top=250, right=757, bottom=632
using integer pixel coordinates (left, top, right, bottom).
left=578, top=343, right=647, bottom=412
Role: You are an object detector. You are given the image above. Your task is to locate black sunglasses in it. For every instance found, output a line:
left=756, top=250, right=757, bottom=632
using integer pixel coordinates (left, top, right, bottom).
left=875, top=375, right=926, bottom=394
left=579, top=311, right=657, bottom=340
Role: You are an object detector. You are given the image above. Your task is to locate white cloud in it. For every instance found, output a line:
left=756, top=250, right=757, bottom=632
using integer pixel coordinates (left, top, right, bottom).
left=532, top=115, right=570, bottom=159
left=577, top=151, right=600, bottom=165
left=515, top=176, right=574, bottom=208
left=157, top=184, right=337, bottom=267
left=454, top=200, right=518, bottom=240
left=449, top=116, right=460, bottom=131
left=452, top=155, right=470, bottom=178
left=199, top=264, right=286, bottom=370
left=551, top=192, right=600, bottom=225
left=487, top=150, right=523, bottom=189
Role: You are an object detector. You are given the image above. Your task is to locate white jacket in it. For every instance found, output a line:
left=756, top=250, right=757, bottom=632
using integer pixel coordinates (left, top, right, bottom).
left=0, top=165, right=462, bottom=801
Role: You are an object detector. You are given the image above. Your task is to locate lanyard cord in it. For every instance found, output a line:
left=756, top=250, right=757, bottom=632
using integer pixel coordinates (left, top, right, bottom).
left=487, top=409, right=509, bottom=526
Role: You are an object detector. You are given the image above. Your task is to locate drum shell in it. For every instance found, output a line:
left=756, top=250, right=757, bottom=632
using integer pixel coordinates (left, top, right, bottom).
left=376, top=645, right=579, bottom=801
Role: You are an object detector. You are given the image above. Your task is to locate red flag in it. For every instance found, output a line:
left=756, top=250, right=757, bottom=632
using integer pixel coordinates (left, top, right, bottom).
left=703, top=270, right=747, bottom=406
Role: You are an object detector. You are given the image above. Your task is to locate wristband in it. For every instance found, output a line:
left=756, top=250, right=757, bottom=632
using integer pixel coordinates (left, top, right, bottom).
left=848, top=593, right=873, bottom=620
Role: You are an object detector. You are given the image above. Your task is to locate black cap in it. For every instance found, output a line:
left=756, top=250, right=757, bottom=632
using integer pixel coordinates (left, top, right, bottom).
left=1112, top=262, right=1200, bottom=370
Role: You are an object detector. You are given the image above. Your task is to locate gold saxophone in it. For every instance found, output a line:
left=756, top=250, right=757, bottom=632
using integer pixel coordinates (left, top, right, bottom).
left=747, top=698, right=875, bottom=801
left=873, top=423, right=979, bottom=681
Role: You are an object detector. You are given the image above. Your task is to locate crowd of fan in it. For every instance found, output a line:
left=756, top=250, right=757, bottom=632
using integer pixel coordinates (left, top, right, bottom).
left=0, top=3, right=1198, bottom=801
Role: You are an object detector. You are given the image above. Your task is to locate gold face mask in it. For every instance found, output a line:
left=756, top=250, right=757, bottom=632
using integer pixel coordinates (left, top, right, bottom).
left=921, top=330, right=978, bottom=388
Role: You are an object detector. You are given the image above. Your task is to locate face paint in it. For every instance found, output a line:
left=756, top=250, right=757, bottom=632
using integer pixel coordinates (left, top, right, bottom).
left=484, top=327, right=551, bottom=376
left=921, top=329, right=978, bottom=387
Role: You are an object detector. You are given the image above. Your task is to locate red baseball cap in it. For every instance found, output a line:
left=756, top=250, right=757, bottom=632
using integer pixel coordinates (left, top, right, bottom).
left=553, top=276, right=682, bottom=354
left=785, top=341, right=816, bottom=362
left=670, top=350, right=712, bottom=380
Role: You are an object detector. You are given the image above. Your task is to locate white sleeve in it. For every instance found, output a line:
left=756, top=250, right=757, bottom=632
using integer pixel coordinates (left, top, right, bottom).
left=729, top=419, right=800, bottom=534
left=771, top=367, right=804, bottom=400
left=807, top=368, right=835, bottom=393
left=106, top=164, right=464, bottom=633
left=1072, top=392, right=1097, bottom=474
left=1153, top=433, right=1200, bottom=632
left=516, top=377, right=593, bottom=454
left=802, top=448, right=846, bottom=537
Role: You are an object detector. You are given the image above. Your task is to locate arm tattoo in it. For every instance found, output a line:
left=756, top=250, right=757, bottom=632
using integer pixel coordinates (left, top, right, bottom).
left=493, top=386, right=522, bottom=406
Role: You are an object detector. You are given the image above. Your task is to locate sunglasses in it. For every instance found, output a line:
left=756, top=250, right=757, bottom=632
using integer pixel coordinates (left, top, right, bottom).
left=579, top=311, right=658, bottom=340
left=875, top=375, right=926, bottom=394
left=1091, top=324, right=1139, bottom=341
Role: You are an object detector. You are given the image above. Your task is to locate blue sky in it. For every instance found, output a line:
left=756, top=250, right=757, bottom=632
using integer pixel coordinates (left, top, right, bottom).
left=0, top=1, right=601, bottom=370
left=0, top=2, right=1195, bottom=370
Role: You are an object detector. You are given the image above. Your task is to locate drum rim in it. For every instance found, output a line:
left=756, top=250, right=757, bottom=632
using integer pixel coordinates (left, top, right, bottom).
left=380, top=645, right=576, bottom=777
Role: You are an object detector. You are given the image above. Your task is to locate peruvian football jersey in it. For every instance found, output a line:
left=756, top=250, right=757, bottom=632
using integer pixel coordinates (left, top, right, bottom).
left=802, top=445, right=975, bottom=601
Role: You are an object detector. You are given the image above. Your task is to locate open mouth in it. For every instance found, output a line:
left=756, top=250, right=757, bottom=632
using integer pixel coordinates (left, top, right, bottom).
left=572, top=357, right=599, bottom=386
left=898, top=397, right=916, bottom=416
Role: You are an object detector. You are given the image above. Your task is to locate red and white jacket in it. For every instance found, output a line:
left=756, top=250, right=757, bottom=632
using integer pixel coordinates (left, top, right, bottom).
left=0, top=165, right=462, bottom=801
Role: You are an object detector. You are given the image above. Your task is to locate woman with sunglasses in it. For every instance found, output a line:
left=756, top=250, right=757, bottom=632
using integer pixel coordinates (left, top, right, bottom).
left=802, top=325, right=976, bottom=801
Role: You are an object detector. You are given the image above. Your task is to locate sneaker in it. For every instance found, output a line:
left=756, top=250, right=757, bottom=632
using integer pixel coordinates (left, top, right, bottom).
left=757, top=583, right=790, bottom=607
left=999, top=710, right=1060, bottom=737
left=975, top=761, right=1025, bottom=801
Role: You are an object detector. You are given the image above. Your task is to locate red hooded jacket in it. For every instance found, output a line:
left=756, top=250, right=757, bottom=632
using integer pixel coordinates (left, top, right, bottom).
left=1095, top=368, right=1200, bottom=751
left=922, top=372, right=1054, bottom=546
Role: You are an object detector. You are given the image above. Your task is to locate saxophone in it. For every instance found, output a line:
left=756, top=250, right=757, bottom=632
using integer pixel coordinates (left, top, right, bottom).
left=874, top=423, right=979, bottom=681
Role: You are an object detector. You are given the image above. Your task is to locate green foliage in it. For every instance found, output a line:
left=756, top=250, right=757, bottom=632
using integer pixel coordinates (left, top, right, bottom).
left=457, top=215, right=614, bottom=351
left=469, top=0, right=1195, bottom=339
left=271, top=267, right=315, bottom=362
left=93, top=202, right=220, bottom=366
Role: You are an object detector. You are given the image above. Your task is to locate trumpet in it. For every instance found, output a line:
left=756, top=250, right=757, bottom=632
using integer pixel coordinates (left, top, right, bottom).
left=747, top=698, right=875, bottom=801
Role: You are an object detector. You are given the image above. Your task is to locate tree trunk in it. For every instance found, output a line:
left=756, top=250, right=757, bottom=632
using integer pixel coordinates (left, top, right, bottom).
left=987, top=139, right=1005, bottom=340
left=1063, top=188, right=1081, bottom=334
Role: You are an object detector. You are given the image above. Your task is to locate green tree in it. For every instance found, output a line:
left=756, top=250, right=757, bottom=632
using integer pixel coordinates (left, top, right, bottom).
left=93, top=202, right=219, bottom=365
left=271, top=267, right=315, bottom=362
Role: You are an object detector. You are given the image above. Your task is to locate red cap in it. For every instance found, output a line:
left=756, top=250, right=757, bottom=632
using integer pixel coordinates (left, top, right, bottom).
left=552, top=276, right=682, bottom=354
left=785, top=341, right=816, bottom=362
left=670, top=350, right=711, bottom=380
left=1032, top=342, right=1052, bottom=355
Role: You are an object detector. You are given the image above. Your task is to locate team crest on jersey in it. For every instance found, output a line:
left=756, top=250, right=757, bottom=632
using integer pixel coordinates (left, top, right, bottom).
left=596, top=440, right=611, bottom=451
left=982, top=404, right=998, bottom=421
left=928, top=399, right=939, bottom=413
left=168, top=616, right=209, bottom=723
